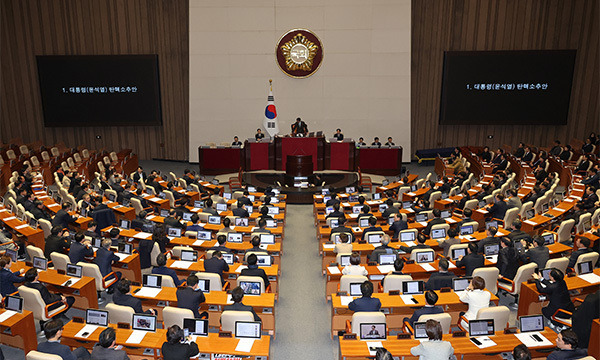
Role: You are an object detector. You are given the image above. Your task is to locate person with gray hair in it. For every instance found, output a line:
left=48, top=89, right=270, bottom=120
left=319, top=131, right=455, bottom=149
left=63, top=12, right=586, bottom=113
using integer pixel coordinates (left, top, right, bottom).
left=369, top=234, right=398, bottom=263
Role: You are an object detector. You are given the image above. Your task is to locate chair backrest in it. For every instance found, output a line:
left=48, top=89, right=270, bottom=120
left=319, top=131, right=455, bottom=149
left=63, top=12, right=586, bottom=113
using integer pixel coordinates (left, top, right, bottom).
left=351, top=311, right=386, bottom=336
left=483, top=194, right=494, bottom=205
left=220, top=311, right=255, bottom=332
left=335, top=252, right=353, bottom=266
left=168, top=172, right=178, bottom=182
left=556, top=219, right=575, bottom=243
left=184, top=231, right=197, bottom=239
left=18, top=286, right=48, bottom=321
left=106, top=303, right=135, bottom=325
left=73, top=153, right=82, bottom=163
left=50, top=147, right=60, bottom=157
left=430, top=223, right=450, bottom=234
left=104, top=189, right=117, bottom=202
left=447, top=243, right=468, bottom=257
left=396, top=186, right=410, bottom=199
left=26, top=351, right=63, bottom=360
left=545, top=257, right=569, bottom=274
left=519, top=202, right=534, bottom=219
left=460, top=221, right=479, bottom=232
left=38, top=219, right=52, bottom=238
left=198, top=213, right=210, bottom=223
left=591, top=208, right=600, bottom=226
left=509, top=263, right=538, bottom=295
left=418, top=313, right=452, bottom=334
left=576, top=213, right=592, bottom=234
left=50, top=252, right=70, bottom=272
left=237, top=275, right=266, bottom=294
left=26, top=245, right=44, bottom=261
left=340, top=275, right=368, bottom=293
left=110, top=152, right=118, bottom=162
left=129, top=198, right=143, bottom=215
left=428, top=191, right=442, bottom=204
left=464, top=199, right=478, bottom=211
left=244, top=251, right=269, bottom=262
left=171, top=246, right=193, bottom=259
left=575, top=252, right=599, bottom=275
left=6, top=149, right=16, bottom=160
left=150, top=242, right=162, bottom=267
left=503, top=207, right=519, bottom=227
left=80, top=262, right=105, bottom=291
left=156, top=274, right=176, bottom=288
left=41, top=151, right=50, bottom=161
left=534, top=196, right=548, bottom=214
left=398, top=229, right=418, bottom=240
left=195, top=272, right=224, bottom=292
left=472, top=267, right=500, bottom=295
left=163, top=306, right=194, bottom=329
left=410, top=248, right=435, bottom=262
left=30, top=156, right=40, bottom=167
left=163, top=190, right=176, bottom=208
left=476, top=306, right=510, bottom=331
left=382, top=274, right=413, bottom=293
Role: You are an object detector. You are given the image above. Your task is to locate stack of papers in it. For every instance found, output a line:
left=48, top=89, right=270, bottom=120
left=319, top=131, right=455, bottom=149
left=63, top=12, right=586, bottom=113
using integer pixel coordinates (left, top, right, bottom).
left=133, top=232, right=153, bottom=239
left=115, top=253, right=130, bottom=261
left=485, top=255, right=498, bottom=264
left=171, top=261, right=193, bottom=269
left=149, top=197, right=162, bottom=202
left=579, top=273, right=600, bottom=284
left=3, top=216, right=16, bottom=221
left=135, top=287, right=162, bottom=298
left=471, top=336, right=497, bottom=349
left=376, top=265, right=395, bottom=273
left=418, top=221, right=428, bottom=227
left=0, top=310, right=17, bottom=322
left=62, top=277, right=81, bottom=287
left=523, top=220, right=537, bottom=225
left=235, top=338, right=256, bottom=352
left=327, top=266, right=341, bottom=274
left=340, top=296, right=355, bottom=306
left=400, top=295, right=417, bottom=304
left=323, top=244, right=335, bottom=250
left=420, top=263, right=436, bottom=272
left=146, top=215, right=156, bottom=220
left=226, top=294, right=234, bottom=304
left=514, top=332, right=553, bottom=347
left=75, top=324, right=100, bottom=338
left=126, top=330, right=147, bottom=344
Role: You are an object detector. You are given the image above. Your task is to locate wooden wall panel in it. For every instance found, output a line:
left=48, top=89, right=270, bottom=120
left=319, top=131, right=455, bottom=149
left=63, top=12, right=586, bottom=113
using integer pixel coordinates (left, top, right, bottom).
left=411, top=0, right=599, bottom=156
left=0, top=0, right=189, bottom=160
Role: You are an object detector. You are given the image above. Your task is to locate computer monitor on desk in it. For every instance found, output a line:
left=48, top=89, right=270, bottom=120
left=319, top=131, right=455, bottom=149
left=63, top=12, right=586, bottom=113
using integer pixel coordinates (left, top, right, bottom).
left=360, top=323, right=386, bottom=340
left=132, top=314, right=157, bottom=332
left=469, top=319, right=494, bottom=336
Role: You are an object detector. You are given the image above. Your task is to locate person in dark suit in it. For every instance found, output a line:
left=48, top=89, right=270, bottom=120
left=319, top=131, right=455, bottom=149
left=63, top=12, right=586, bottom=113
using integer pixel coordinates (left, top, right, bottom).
left=497, top=238, right=519, bottom=280
left=330, top=216, right=353, bottom=238
left=24, top=268, right=75, bottom=313
left=478, top=146, right=492, bottom=163
left=253, top=219, right=271, bottom=235
left=425, top=258, right=455, bottom=290
left=210, top=234, right=232, bottom=254
left=361, top=216, right=383, bottom=241
left=21, top=192, right=35, bottom=212
left=399, top=233, right=431, bottom=254
left=404, top=290, right=444, bottom=327
left=38, top=318, right=91, bottom=360
left=456, top=243, right=484, bottom=276
left=291, top=117, right=308, bottom=136
left=567, top=237, right=593, bottom=271
left=185, top=214, right=203, bottom=233
left=204, top=251, right=230, bottom=285
left=223, top=286, right=261, bottom=321
left=546, top=328, right=588, bottom=360
left=0, top=255, right=25, bottom=296
left=519, top=235, right=549, bottom=269
left=348, top=281, right=381, bottom=312
left=152, top=253, right=183, bottom=286
left=238, top=191, right=253, bottom=206
left=240, top=254, right=270, bottom=290
left=381, top=199, right=400, bottom=220
left=68, top=233, right=93, bottom=264
left=202, top=198, right=218, bottom=216
left=369, top=235, right=398, bottom=263
left=422, top=209, right=445, bottom=236
left=477, top=226, right=499, bottom=254
left=455, top=208, right=474, bottom=229
left=44, top=226, right=71, bottom=259
left=325, top=193, right=340, bottom=207
left=161, top=325, right=199, bottom=360
left=255, top=128, right=265, bottom=141
left=531, top=268, right=574, bottom=325
left=580, top=186, right=598, bottom=211
left=326, top=203, right=345, bottom=220
left=549, top=140, right=562, bottom=156
left=576, top=155, right=591, bottom=173
left=90, top=327, right=130, bottom=360
left=113, top=279, right=157, bottom=315
left=52, top=203, right=77, bottom=229
left=333, top=128, right=344, bottom=141
left=94, top=239, right=121, bottom=292
left=388, top=213, right=408, bottom=239
left=492, top=154, right=508, bottom=173
left=571, top=290, right=599, bottom=349
left=137, top=237, right=154, bottom=273
left=521, top=146, right=533, bottom=162
left=357, top=204, right=373, bottom=221
left=31, top=200, right=51, bottom=220
left=507, top=219, right=531, bottom=243
left=486, top=194, right=508, bottom=221
left=438, top=228, right=460, bottom=258
left=232, top=201, right=249, bottom=218
left=164, top=209, right=185, bottom=230
left=513, top=143, right=525, bottom=158
left=371, top=137, right=382, bottom=147
left=176, top=274, right=206, bottom=319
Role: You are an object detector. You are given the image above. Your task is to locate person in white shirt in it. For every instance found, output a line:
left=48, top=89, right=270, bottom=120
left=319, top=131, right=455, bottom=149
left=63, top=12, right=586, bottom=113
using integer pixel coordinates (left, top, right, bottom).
left=334, top=233, right=352, bottom=254
left=342, top=252, right=368, bottom=276
left=410, top=319, right=454, bottom=360
left=458, top=276, right=491, bottom=328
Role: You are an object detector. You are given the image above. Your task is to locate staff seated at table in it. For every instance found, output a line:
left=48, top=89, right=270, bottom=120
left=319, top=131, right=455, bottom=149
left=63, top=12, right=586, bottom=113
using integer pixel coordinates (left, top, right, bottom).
left=409, top=319, right=454, bottom=360
left=348, top=280, right=381, bottom=312
left=113, top=278, right=157, bottom=316
left=224, top=286, right=261, bottom=321
left=531, top=268, right=573, bottom=327
left=91, top=327, right=130, bottom=360
left=455, top=243, right=484, bottom=276
left=342, top=252, right=368, bottom=276
left=38, top=318, right=91, bottom=360
left=546, top=328, right=588, bottom=360
left=422, top=209, right=445, bottom=236
left=404, top=290, right=444, bottom=327
left=425, top=258, right=454, bottom=290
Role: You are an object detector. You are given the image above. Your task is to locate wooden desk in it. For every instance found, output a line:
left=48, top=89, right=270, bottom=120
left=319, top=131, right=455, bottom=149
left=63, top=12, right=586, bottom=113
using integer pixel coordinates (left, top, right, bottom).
left=0, top=207, right=45, bottom=250
left=0, top=309, right=37, bottom=354
left=196, top=332, right=270, bottom=359
left=517, top=268, right=600, bottom=317
left=338, top=328, right=556, bottom=359
left=375, top=175, right=419, bottom=193
left=331, top=290, right=498, bottom=338
left=590, top=319, right=600, bottom=360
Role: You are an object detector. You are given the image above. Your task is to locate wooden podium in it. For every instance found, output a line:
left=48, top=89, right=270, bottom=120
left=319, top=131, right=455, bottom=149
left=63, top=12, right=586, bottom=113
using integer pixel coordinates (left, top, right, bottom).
left=286, top=155, right=313, bottom=177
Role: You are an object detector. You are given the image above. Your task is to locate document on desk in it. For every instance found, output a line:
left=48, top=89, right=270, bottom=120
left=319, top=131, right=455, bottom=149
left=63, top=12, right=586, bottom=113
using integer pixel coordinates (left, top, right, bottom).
left=62, top=277, right=81, bottom=287
left=235, top=338, right=256, bottom=352
left=15, top=224, right=29, bottom=229
left=149, top=197, right=162, bottom=202
left=3, top=216, right=16, bottom=221
left=226, top=294, right=234, bottom=304
left=514, top=332, right=553, bottom=347
left=348, top=213, right=358, bottom=219
left=171, top=261, right=193, bottom=269
left=418, top=221, right=428, bottom=227
left=0, top=310, right=17, bottom=323
left=327, top=266, right=341, bottom=275
left=578, top=273, right=600, bottom=284
left=485, top=255, right=498, bottom=264
left=75, top=324, right=100, bottom=338
left=340, top=296, right=355, bottom=306
left=366, top=341, right=384, bottom=356
left=146, top=215, right=156, bottom=220
left=352, top=227, right=361, bottom=233
left=470, top=336, right=497, bottom=349
left=135, top=287, right=162, bottom=298
left=448, top=261, right=457, bottom=269
left=446, top=218, right=457, bottom=224
left=400, top=295, right=417, bottom=305
left=523, top=220, right=537, bottom=226
left=420, top=263, right=436, bottom=272
left=115, top=253, right=131, bottom=261
left=406, top=192, right=416, bottom=196
left=193, top=240, right=205, bottom=246
left=323, top=244, right=335, bottom=250
left=404, top=241, right=416, bottom=247
left=235, top=265, right=248, bottom=273
left=377, top=265, right=395, bottom=274
left=126, top=330, right=147, bottom=344
left=342, top=202, right=351, bottom=207
left=133, top=232, right=153, bottom=239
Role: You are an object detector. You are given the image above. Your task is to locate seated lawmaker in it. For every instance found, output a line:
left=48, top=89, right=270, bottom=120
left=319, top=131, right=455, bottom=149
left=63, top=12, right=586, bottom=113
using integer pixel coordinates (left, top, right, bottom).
left=547, top=329, right=587, bottom=360
left=334, top=233, right=352, bottom=254
left=232, top=201, right=249, bottom=218
left=369, top=234, right=398, bottom=263
left=24, top=268, right=75, bottom=313
left=455, top=243, right=484, bottom=276
left=362, top=216, right=383, bottom=241
left=458, top=276, right=491, bottom=324
left=404, top=290, right=444, bottom=327
left=477, top=226, right=499, bottom=254
left=437, top=228, right=460, bottom=257
left=68, top=233, right=93, bottom=264
left=113, top=278, right=157, bottom=315
left=224, top=286, right=261, bottom=321
left=389, top=213, right=408, bottom=239
left=425, top=258, right=454, bottom=290
left=567, top=237, right=593, bottom=271
left=519, top=235, right=549, bottom=269
left=162, top=325, right=199, bottom=360
left=91, top=327, right=130, bottom=360
left=204, top=251, right=230, bottom=285
left=348, top=281, right=381, bottom=312
left=333, top=128, right=344, bottom=141
left=176, top=275, right=206, bottom=319
left=342, top=252, right=368, bottom=276
left=331, top=217, right=353, bottom=237
left=0, top=255, right=25, bottom=296
left=38, top=318, right=91, bottom=360
left=410, top=320, right=454, bottom=360
left=326, top=203, right=344, bottom=219
left=531, top=268, right=574, bottom=326
left=152, top=253, right=183, bottom=286
left=399, top=233, right=431, bottom=254
left=486, top=193, right=508, bottom=220
left=240, top=254, right=270, bottom=290
left=422, top=209, right=445, bottom=236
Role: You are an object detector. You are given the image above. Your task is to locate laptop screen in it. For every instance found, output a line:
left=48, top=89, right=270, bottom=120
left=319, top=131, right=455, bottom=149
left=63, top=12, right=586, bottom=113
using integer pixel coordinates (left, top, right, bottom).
left=359, top=218, right=370, bottom=227
left=577, top=261, right=593, bottom=275
left=346, top=187, right=356, bottom=194
left=5, top=249, right=17, bottom=263
left=122, top=199, right=130, bottom=207
left=167, top=227, right=182, bottom=237
left=256, top=255, right=272, bottom=267
left=235, top=218, right=249, bottom=227
left=400, top=232, right=415, bottom=241
left=353, top=205, right=363, bottom=214
left=440, top=210, right=451, bottom=219
left=469, top=319, right=495, bottom=336
left=28, top=217, right=38, bottom=229
left=526, top=209, right=535, bottom=219
left=66, top=263, right=83, bottom=278
left=541, top=203, right=549, bottom=213
left=120, top=219, right=130, bottom=229
left=197, top=279, right=210, bottom=293
left=158, top=209, right=168, bottom=218
left=5, top=295, right=23, bottom=313
left=411, top=185, right=418, bottom=191
left=118, top=243, right=133, bottom=255
left=367, top=233, right=383, bottom=244
left=266, top=219, right=277, bottom=228
left=484, top=244, right=500, bottom=256
left=431, top=228, right=446, bottom=239
left=208, top=216, right=221, bottom=225
left=246, top=206, right=253, bottom=214
left=216, top=203, right=227, bottom=212
left=460, top=225, right=474, bottom=235
left=542, top=233, right=555, bottom=245
left=91, top=237, right=102, bottom=249
left=86, top=309, right=109, bottom=326
left=348, top=195, right=358, bottom=203
left=414, top=322, right=428, bottom=339
left=519, top=315, right=544, bottom=333
left=197, top=230, right=212, bottom=240
left=329, top=219, right=339, bottom=228
left=132, top=314, right=157, bottom=332
left=182, top=212, right=193, bottom=221
left=541, top=268, right=552, bottom=281
left=247, top=187, right=257, bottom=192
left=478, top=200, right=486, bottom=208
left=403, top=201, right=412, bottom=209
left=373, top=192, right=382, bottom=200
left=239, top=281, right=261, bottom=295
left=485, top=220, right=498, bottom=230
left=402, top=280, right=424, bottom=295
left=227, top=233, right=243, bottom=243
left=143, top=274, right=162, bottom=288
left=223, top=192, right=232, bottom=200
left=339, top=255, right=351, bottom=267
left=349, top=282, right=362, bottom=296
left=260, top=234, right=275, bottom=244
left=325, top=206, right=334, bottom=215
left=222, top=253, right=234, bottom=265
left=415, top=213, right=428, bottom=222
left=378, top=253, right=396, bottom=265
left=194, top=200, right=204, bottom=208
left=451, top=248, right=467, bottom=260
left=322, top=188, right=330, bottom=195
left=183, top=318, right=208, bottom=337
left=235, top=321, right=261, bottom=339
left=452, top=277, right=472, bottom=292
left=360, top=323, right=386, bottom=340
left=33, top=256, right=47, bottom=271
left=107, top=193, right=116, bottom=202
left=415, top=251, right=434, bottom=263
left=180, top=250, right=198, bottom=262
left=378, top=204, right=388, bottom=213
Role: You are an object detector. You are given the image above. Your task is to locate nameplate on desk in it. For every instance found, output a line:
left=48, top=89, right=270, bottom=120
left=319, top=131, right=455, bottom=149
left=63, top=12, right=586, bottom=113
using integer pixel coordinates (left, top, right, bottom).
left=343, top=333, right=357, bottom=340
left=218, top=331, right=232, bottom=338
left=452, top=331, right=466, bottom=337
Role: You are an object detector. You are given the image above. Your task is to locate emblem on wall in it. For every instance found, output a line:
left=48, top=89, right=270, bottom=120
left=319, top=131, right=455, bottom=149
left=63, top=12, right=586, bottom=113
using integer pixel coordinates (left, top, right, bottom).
left=276, top=29, right=323, bottom=78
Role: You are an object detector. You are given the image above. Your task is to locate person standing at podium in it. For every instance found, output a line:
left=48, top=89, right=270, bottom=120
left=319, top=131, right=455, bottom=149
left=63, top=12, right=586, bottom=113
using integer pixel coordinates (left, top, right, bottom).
left=333, top=128, right=344, bottom=141
left=291, top=117, right=308, bottom=137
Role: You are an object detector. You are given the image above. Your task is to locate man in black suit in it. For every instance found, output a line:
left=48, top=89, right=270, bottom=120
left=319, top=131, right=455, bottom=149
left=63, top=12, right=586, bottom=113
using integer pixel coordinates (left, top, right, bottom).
left=581, top=164, right=600, bottom=189
left=521, top=146, right=533, bottom=162
left=44, top=226, right=71, bottom=259
left=519, top=235, right=549, bottom=269
left=223, top=286, right=261, bottom=321
left=423, top=209, right=445, bottom=236
left=38, top=318, right=91, bottom=360
left=348, top=281, right=381, bottom=312
left=204, top=251, right=230, bottom=285
left=176, top=274, right=206, bottom=319
left=238, top=191, right=253, bottom=206
left=164, top=209, right=185, bottom=230
left=132, top=166, right=147, bottom=184
left=399, top=233, right=431, bottom=254
left=94, top=238, right=121, bottom=293
left=330, top=217, right=353, bottom=238
left=326, top=203, right=345, bottom=219
left=580, top=186, right=598, bottom=211
left=425, top=258, right=455, bottom=290
left=369, top=235, right=398, bottom=263
left=404, top=290, right=444, bottom=327
left=152, top=253, right=184, bottom=286
left=24, top=268, right=75, bottom=313
left=546, top=328, right=587, bottom=360
left=325, top=193, right=340, bottom=207
left=567, top=237, right=593, bottom=271
left=361, top=216, right=383, bottom=241
left=31, top=200, right=51, bottom=220
left=577, top=154, right=591, bottom=173
left=202, top=198, right=218, bottom=216
left=533, top=164, right=548, bottom=184
left=232, top=201, right=249, bottom=218
left=381, top=199, right=400, bottom=220
left=291, top=117, right=308, bottom=136
left=477, top=226, right=499, bottom=254
left=52, top=203, right=77, bottom=229
left=486, top=194, right=508, bottom=221
left=240, top=254, right=270, bottom=290
left=492, top=154, right=508, bottom=173
left=22, top=192, right=35, bottom=212
left=113, top=279, right=157, bottom=315
left=455, top=243, right=484, bottom=276
left=15, top=187, right=28, bottom=206
left=371, top=137, right=382, bottom=147
left=389, top=213, right=408, bottom=239
left=571, top=290, right=599, bottom=349
left=210, top=235, right=232, bottom=254
left=479, top=146, right=492, bottom=163
left=549, top=140, right=562, bottom=156
left=132, top=188, right=150, bottom=208
left=131, top=211, right=152, bottom=231
left=68, top=233, right=93, bottom=264
left=456, top=208, right=473, bottom=229
left=514, top=143, right=525, bottom=158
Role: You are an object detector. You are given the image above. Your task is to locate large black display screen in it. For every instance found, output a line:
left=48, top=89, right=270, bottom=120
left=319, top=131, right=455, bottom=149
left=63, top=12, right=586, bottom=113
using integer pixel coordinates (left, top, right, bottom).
left=36, top=55, right=162, bottom=127
left=439, top=50, right=576, bottom=125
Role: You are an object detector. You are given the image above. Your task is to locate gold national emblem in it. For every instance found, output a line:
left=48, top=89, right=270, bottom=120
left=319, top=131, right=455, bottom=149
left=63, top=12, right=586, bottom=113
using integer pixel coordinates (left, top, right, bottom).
left=280, top=33, right=318, bottom=71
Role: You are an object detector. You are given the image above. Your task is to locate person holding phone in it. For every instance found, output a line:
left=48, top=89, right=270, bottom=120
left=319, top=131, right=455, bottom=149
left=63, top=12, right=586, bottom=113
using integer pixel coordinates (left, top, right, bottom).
left=161, top=325, right=199, bottom=360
